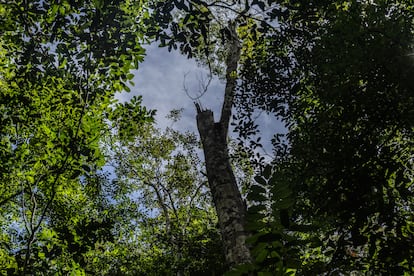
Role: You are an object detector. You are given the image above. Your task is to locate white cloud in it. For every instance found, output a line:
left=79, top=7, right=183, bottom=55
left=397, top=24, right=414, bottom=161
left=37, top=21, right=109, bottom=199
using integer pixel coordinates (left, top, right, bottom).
left=116, top=43, right=285, bottom=159
left=116, top=44, right=224, bottom=132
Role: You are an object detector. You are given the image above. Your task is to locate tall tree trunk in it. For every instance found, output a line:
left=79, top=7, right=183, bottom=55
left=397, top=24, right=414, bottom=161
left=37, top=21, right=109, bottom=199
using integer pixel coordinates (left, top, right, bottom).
left=196, top=21, right=251, bottom=267
left=197, top=110, right=251, bottom=267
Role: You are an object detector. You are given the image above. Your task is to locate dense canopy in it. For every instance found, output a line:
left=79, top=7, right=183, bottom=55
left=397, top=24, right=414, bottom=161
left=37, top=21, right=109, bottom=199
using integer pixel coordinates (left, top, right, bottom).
left=0, top=0, right=413, bottom=274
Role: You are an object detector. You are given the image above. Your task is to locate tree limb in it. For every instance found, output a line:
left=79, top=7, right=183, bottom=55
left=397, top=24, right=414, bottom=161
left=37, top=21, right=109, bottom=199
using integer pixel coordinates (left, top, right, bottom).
left=220, top=20, right=241, bottom=136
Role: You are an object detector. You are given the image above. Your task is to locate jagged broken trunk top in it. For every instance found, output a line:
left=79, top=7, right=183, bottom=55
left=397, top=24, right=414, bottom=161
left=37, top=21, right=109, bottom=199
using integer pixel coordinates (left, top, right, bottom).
left=195, top=21, right=251, bottom=267
left=196, top=111, right=251, bottom=267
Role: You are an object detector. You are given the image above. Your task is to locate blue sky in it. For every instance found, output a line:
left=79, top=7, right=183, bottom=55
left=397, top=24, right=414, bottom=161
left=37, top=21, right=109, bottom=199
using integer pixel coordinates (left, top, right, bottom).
left=116, top=43, right=284, bottom=158
left=116, top=43, right=224, bottom=131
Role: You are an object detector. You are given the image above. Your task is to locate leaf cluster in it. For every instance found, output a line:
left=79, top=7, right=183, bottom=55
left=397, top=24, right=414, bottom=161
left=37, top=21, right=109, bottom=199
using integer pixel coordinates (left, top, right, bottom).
left=235, top=0, right=414, bottom=274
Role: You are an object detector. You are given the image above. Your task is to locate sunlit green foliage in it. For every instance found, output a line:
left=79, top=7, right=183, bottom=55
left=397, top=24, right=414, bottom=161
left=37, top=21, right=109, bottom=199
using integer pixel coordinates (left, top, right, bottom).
left=100, top=109, right=226, bottom=275
left=0, top=0, right=150, bottom=273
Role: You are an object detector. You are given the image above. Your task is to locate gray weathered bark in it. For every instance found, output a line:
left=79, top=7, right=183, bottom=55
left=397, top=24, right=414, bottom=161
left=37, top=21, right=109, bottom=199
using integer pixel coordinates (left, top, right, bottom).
left=196, top=21, right=251, bottom=267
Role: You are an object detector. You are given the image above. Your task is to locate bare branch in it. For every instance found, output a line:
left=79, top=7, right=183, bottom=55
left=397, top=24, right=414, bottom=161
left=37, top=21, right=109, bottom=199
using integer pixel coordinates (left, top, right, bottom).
left=183, top=71, right=213, bottom=101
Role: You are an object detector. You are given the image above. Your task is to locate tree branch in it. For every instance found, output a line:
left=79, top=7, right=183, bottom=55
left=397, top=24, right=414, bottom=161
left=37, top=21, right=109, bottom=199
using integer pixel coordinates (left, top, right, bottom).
left=219, top=21, right=241, bottom=136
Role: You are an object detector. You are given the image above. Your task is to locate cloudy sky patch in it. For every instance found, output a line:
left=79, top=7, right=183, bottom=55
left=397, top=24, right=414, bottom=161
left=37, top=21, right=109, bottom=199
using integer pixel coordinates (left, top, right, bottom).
left=116, top=44, right=224, bottom=132
left=116, top=43, right=285, bottom=159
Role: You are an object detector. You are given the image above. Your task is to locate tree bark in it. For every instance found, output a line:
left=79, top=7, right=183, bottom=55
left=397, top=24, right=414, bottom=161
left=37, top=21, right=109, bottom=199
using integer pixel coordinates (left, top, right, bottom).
left=197, top=111, right=251, bottom=267
left=196, top=21, right=251, bottom=267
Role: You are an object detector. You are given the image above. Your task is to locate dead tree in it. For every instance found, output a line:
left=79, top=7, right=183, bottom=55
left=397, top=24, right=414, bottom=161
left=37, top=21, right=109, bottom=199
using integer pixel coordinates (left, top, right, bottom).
left=196, top=21, right=251, bottom=267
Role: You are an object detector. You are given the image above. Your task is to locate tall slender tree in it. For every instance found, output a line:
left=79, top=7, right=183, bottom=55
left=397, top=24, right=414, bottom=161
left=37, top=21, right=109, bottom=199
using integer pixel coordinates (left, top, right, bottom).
left=146, top=1, right=266, bottom=265
left=194, top=20, right=252, bottom=266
